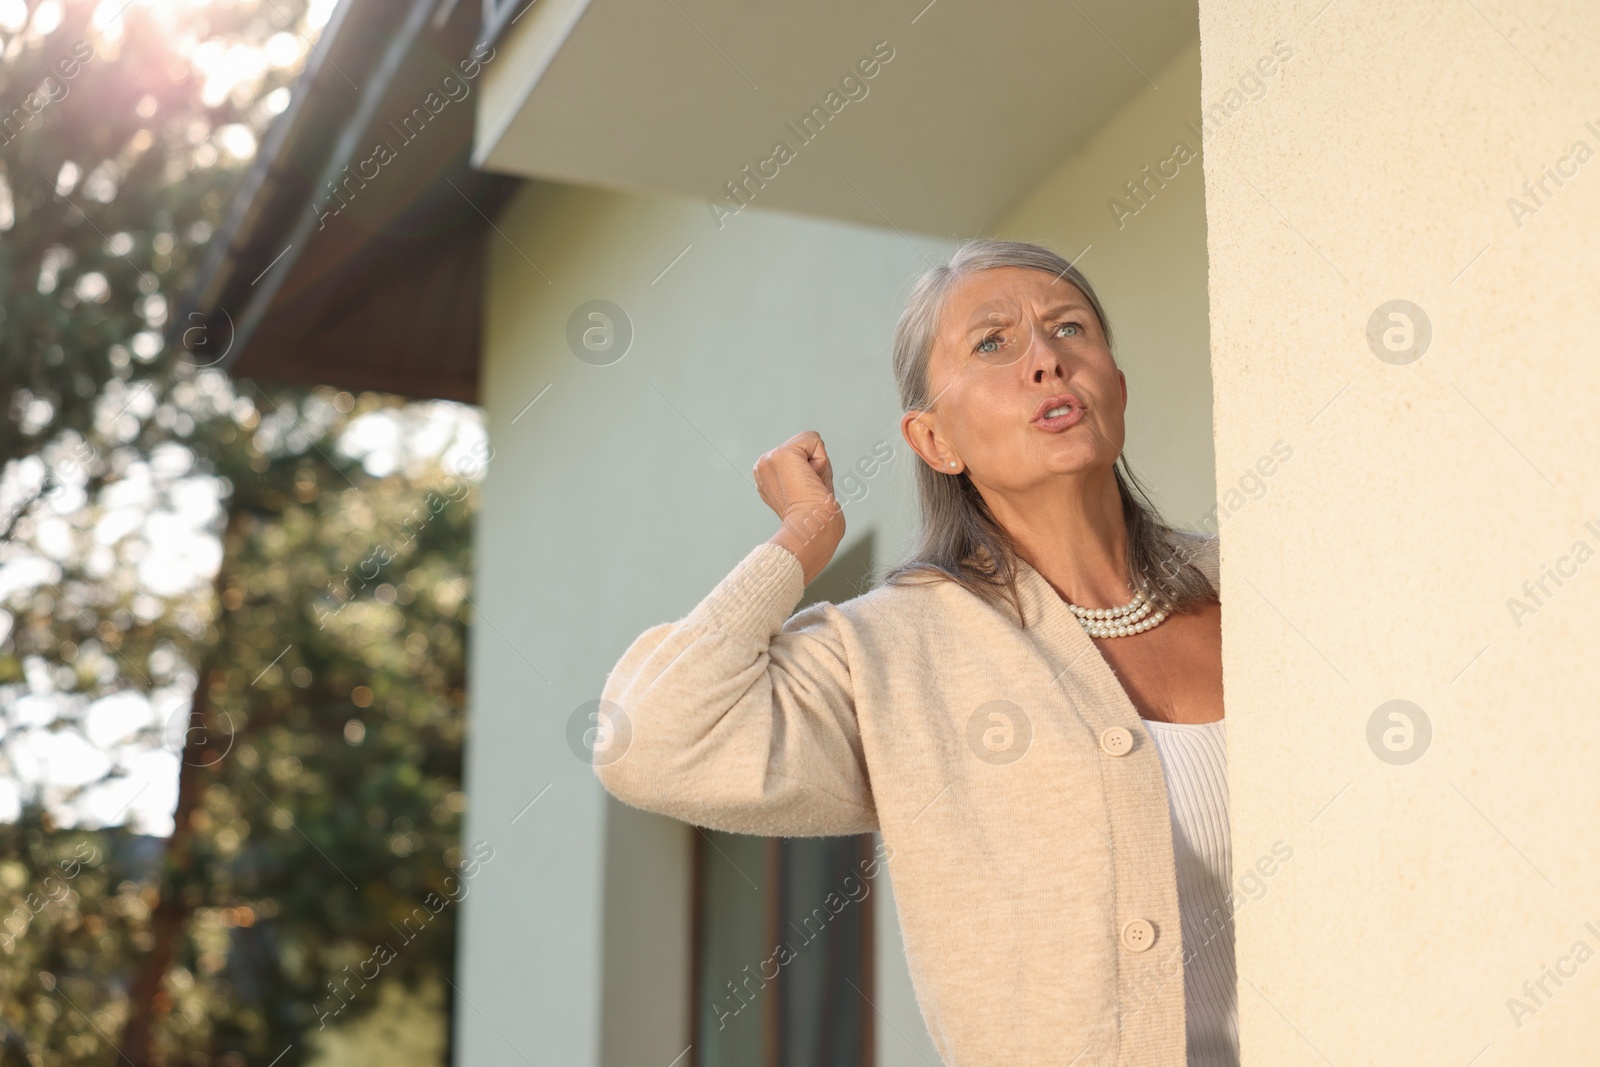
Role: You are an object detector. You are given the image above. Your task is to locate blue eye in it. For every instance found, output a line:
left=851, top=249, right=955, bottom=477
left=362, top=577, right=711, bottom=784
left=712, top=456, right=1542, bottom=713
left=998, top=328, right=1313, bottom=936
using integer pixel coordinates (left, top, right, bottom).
left=1056, top=321, right=1082, bottom=337
left=976, top=334, right=1002, bottom=353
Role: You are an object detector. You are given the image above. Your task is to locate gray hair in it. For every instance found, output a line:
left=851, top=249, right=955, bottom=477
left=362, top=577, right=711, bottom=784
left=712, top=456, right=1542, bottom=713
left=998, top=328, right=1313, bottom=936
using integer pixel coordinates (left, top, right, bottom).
left=880, top=237, right=1217, bottom=626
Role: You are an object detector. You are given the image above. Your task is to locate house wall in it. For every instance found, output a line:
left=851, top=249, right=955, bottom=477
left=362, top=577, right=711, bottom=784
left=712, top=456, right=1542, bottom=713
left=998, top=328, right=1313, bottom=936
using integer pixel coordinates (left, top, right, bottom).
left=1199, top=1, right=1600, bottom=1062
left=460, top=37, right=1216, bottom=1067
left=460, top=180, right=953, bottom=1067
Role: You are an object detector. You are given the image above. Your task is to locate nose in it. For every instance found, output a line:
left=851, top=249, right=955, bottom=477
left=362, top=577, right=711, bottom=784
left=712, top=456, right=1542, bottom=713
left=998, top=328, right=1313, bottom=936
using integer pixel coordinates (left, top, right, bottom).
left=1020, top=320, right=1067, bottom=383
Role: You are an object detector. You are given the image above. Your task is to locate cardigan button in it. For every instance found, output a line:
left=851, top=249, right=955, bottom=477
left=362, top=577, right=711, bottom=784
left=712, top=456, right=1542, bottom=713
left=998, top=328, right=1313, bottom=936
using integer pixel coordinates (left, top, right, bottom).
left=1121, top=919, right=1156, bottom=952
left=1099, top=726, right=1134, bottom=757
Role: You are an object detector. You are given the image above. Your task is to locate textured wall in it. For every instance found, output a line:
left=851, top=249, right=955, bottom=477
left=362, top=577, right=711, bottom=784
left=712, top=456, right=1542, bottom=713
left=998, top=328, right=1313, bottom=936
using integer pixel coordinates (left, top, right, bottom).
left=1199, top=1, right=1600, bottom=1062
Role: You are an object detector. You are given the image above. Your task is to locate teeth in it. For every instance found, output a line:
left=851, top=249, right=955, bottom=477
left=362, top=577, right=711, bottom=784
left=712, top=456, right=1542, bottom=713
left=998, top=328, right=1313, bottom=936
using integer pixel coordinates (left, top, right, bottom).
left=1044, top=404, right=1075, bottom=418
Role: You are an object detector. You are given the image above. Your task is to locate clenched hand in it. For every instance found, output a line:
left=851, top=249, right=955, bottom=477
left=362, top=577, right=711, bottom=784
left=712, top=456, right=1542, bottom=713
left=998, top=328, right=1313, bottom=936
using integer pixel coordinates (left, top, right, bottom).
left=755, top=430, right=846, bottom=586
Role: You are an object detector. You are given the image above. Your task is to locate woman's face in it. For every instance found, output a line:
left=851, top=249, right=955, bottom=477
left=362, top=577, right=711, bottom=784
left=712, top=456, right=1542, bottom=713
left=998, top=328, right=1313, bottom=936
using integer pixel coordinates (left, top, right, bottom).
left=903, top=265, right=1127, bottom=494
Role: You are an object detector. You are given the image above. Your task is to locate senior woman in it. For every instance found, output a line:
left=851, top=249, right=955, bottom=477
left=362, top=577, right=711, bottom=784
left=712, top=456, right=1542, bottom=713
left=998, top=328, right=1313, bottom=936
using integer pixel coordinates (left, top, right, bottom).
left=595, top=238, right=1231, bottom=1067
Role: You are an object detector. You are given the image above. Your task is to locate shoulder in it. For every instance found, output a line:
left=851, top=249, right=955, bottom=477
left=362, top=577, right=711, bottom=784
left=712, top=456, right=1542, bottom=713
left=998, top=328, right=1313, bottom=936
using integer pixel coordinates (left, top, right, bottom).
left=787, top=563, right=969, bottom=638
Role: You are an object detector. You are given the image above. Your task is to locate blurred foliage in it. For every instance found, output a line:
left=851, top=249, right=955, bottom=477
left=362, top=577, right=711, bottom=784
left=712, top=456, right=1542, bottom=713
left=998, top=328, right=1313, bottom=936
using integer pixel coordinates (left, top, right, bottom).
left=0, top=806, right=149, bottom=1065
left=2, top=385, right=481, bottom=1067
left=177, top=388, right=478, bottom=1064
left=0, top=2, right=480, bottom=1064
left=0, top=0, right=301, bottom=477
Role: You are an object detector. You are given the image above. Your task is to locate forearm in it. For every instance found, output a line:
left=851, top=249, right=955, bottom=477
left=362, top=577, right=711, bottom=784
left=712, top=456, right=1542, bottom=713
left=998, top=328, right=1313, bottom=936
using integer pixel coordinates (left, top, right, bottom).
left=767, top=511, right=839, bottom=587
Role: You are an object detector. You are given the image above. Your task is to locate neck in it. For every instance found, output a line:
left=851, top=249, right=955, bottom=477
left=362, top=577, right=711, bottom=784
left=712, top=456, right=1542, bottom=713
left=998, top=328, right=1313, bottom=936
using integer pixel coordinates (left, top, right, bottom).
left=976, top=465, right=1134, bottom=609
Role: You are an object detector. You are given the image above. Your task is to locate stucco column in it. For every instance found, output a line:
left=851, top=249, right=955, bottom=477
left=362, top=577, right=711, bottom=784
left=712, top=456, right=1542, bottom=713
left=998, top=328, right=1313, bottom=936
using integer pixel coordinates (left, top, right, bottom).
left=1200, top=2, right=1600, bottom=1062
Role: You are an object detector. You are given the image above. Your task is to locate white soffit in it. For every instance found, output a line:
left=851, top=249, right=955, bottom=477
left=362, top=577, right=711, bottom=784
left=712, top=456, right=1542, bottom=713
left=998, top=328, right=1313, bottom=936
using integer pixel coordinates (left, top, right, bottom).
left=475, top=0, right=1197, bottom=236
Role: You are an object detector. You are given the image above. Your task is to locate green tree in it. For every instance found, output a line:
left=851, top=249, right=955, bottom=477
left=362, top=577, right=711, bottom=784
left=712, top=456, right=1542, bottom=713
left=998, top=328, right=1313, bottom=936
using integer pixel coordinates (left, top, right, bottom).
left=0, top=3, right=482, bottom=1063
left=132, top=388, right=479, bottom=1064
left=2, top=382, right=482, bottom=1066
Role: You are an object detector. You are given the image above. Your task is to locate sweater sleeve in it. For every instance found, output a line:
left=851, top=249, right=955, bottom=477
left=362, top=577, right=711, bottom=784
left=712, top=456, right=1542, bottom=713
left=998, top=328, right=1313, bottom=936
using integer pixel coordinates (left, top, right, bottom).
left=593, top=540, right=877, bottom=837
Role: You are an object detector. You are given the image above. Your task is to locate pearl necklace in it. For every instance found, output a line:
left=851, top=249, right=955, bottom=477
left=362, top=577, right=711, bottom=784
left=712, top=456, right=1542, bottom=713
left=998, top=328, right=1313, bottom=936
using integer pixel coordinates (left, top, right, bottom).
left=1064, top=588, right=1169, bottom=638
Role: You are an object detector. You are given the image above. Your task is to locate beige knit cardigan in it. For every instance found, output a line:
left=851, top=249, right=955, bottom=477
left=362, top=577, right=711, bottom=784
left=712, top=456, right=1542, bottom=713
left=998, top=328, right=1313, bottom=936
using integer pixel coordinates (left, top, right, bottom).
left=595, top=529, right=1223, bottom=1066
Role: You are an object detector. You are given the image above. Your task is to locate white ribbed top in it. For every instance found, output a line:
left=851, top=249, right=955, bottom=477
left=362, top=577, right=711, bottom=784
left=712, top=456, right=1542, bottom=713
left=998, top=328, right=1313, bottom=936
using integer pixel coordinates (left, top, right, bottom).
left=1143, top=718, right=1238, bottom=1067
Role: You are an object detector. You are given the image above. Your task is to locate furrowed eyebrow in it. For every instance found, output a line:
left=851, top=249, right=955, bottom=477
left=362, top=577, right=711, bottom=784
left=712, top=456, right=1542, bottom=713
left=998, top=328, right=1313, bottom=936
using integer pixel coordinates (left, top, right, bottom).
left=1041, top=302, right=1091, bottom=319
left=964, top=314, right=1013, bottom=336
left=961, top=301, right=1092, bottom=337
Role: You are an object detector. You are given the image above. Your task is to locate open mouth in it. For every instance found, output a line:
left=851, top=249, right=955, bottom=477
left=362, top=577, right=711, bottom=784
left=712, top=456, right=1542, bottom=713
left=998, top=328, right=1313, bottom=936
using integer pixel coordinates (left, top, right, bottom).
left=1030, top=393, right=1087, bottom=431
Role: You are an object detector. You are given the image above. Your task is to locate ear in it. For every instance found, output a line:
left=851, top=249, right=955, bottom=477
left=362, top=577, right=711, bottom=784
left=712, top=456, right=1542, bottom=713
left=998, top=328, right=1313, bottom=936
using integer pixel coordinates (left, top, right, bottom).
left=900, top=408, right=957, bottom=473
left=1117, top=368, right=1127, bottom=412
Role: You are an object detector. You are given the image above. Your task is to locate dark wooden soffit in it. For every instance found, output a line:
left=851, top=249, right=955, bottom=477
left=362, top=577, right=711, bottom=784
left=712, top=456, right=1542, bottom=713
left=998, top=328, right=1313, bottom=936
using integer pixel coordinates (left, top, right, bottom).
left=173, top=0, right=521, bottom=405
